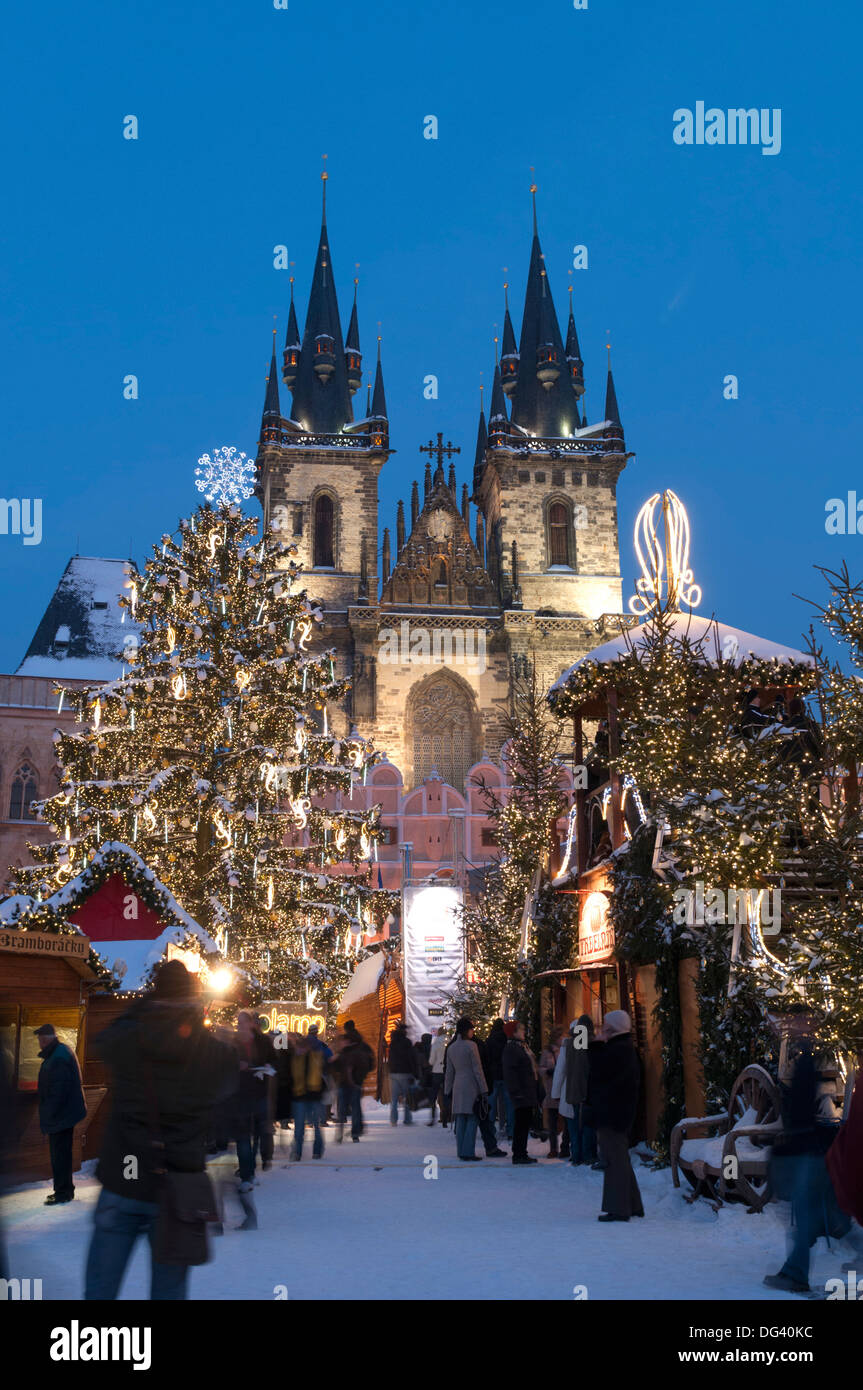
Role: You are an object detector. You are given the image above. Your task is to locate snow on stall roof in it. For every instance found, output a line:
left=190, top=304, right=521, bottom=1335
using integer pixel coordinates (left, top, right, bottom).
left=551, top=613, right=813, bottom=693
left=338, top=951, right=386, bottom=1011
left=0, top=843, right=219, bottom=991
left=16, top=556, right=139, bottom=681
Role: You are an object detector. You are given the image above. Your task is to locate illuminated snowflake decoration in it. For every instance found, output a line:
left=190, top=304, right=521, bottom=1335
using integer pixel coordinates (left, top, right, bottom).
left=195, top=446, right=256, bottom=507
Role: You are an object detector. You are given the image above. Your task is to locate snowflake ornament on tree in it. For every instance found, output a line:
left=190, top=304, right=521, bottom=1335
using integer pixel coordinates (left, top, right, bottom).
left=195, top=446, right=256, bottom=507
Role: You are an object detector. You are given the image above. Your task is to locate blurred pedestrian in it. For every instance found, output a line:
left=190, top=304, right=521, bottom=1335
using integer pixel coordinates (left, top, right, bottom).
left=502, top=1021, right=539, bottom=1165
left=290, top=1026, right=331, bottom=1160
left=539, top=1030, right=568, bottom=1158
left=426, top=1027, right=447, bottom=1125
left=230, top=1011, right=276, bottom=1190
left=486, top=1018, right=513, bottom=1141
left=336, top=1020, right=374, bottom=1142
left=765, top=1040, right=848, bottom=1292
left=84, top=960, right=237, bottom=1299
left=387, top=1021, right=419, bottom=1125
left=552, top=1015, right=596, bottom=1165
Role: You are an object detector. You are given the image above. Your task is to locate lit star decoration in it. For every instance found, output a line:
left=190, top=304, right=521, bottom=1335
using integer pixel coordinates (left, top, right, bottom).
left=195, top=446, right=256, bottom=508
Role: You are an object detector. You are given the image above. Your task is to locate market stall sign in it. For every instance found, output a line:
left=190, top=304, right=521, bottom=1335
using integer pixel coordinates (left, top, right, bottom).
left=578, top=892, right=614, bottom=966
left=0, top=929, right=91, bottom=960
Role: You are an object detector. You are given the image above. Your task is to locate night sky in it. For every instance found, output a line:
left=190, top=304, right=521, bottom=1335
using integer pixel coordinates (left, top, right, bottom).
left=2, top=0, right=861, bottom=669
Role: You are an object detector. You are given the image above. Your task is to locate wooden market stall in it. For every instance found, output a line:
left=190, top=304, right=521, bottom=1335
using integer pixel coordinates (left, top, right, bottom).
left=0, top=842, right=220, bottom=1180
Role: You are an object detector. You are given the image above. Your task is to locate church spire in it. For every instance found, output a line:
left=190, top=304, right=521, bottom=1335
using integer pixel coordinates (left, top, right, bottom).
left=565, top=283, right=584, bottom=401
left=488, top=362, right=509, bottom=446
left=396, top=498, right=405, bottom=553
left=508, top=182, right=581, bottom=438
left=345, top=277, right=363, bottom=396
left=282, top=278, right=301, bottom=390
left=472, top=386, right=488, bottom=497
left=260, top=328, right=282, bottom=445
left=287, top=171, right=354, bottom=432
left=370, top=336, right=388, bottom=420
left=604, top=342, right=624, bottom=446
left=500, top=280, right=519, bottom=397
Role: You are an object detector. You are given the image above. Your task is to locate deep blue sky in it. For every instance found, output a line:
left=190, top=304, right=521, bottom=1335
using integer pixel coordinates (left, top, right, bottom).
left=2, top=0, right=862, bottom=670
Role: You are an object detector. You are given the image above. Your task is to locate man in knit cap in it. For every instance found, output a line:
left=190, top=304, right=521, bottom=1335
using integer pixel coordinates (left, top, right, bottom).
left=586, top=1011, right=644, bottom=1221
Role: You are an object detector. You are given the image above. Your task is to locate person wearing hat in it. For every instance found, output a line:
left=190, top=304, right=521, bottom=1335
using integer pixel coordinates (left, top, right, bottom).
left=443, top=1018, right=488, bottom=1160
left=585, top=1010, right=644, bottom=1221
left=35, top=1023, right=87, bottom=1205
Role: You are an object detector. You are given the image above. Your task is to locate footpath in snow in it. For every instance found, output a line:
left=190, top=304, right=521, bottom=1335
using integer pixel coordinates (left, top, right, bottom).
left=3, top=1102, right=859, bottom=1301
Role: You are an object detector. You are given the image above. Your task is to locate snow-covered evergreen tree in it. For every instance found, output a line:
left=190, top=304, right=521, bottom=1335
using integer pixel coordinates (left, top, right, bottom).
left=13, top=493, right=388, bottom=1015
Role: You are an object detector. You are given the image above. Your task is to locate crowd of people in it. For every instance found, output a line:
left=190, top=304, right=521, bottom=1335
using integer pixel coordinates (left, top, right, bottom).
left=7, top=955, right=862, bottom=1302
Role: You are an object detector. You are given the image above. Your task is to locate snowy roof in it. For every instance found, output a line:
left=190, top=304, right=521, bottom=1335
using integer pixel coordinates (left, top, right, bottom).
left=17, top=556, right=139, bottom=681
left=551, top=613, right=813, bottom=693
left=338, top=951, right=386, bottom=1010
left=0, top=842, right=220, bottom=991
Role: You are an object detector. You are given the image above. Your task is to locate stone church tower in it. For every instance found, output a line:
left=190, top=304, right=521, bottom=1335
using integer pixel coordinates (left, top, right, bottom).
left=254, top=178, right=633, bottom=791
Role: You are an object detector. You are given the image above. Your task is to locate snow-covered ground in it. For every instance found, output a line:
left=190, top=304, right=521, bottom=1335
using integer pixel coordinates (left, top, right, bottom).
left=3, top=1103, right=859, bottom=1301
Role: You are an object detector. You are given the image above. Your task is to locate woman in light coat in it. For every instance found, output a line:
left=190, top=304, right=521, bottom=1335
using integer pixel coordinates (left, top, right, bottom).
left=444, top=1017, right=487, bottom=1161
left=551, top=1014, right=596, bottom=1165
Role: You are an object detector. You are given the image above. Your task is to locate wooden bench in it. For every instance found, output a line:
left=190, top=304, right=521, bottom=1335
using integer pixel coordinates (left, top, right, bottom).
left=670, top=1064, right=783, bottom=1212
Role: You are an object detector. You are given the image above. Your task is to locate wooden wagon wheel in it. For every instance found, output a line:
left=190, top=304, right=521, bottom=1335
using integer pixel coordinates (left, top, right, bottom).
left=723, top=1064, right=782, bottom=1212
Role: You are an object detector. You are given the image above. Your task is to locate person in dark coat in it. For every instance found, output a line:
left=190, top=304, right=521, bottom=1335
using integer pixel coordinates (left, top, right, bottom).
left=486, top=1018, right=513, bottom=1141
left=586, top=1010, right=643, bottom=1221
left=502, top=1021, right=539, bottom=1165
left=34, top=1023, right=86, bottom=1206
left=387, top=1022, right=419, bottom=1125
left=765, top=1041, right=849, bottom=1292
left=84, top=960, right=238, bottom=1300
left=335, top=1020, right=374, bottom=1142
left=229, top=1011, right=277, bottom=1188
left=473, top=1032, right=508, bottom=1157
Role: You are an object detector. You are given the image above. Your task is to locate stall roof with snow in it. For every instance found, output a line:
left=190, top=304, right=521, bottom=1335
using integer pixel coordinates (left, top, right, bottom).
left=0, top=842, right=219, bottom=991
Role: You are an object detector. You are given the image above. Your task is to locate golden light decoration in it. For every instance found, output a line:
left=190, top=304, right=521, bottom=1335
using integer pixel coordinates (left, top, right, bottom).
left=92, top=698, right=102, bottom=731
left=235, top=668, right=252, bottom=694
left=628, top=489, right=702, bottom=616
left=298, top=619, right=313, bottom=649
left=166, top=625, right=177, bottom=654
left=290, top=796, right=311, bottom=830
left=214, top=812, right=232, bottom=846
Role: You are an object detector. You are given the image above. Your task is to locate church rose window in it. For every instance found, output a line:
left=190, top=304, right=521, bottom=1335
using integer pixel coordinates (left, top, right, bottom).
left=9, top=763, right=38, bottom=820
left=548, top=501, right=571, bottom=566
left=313, top=495, right=335, bottom=568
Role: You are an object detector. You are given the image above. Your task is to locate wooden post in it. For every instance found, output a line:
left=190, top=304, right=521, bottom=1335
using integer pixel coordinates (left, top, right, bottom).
left=606, top=685, right=624, bottom=849
left=574, top=712, right=587, bottom=875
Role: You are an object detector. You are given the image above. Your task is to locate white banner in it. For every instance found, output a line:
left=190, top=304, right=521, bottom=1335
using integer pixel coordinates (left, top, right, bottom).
left=402, top=883, right=464, bottom=1040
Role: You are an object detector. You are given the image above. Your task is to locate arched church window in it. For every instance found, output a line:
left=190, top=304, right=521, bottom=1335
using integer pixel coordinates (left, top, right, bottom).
left=548, top=501, right=572, bottom=567
left=409, top=674, right=479, bottom=791
left=432, top=558, right=448, bottom=590
left=9, top=763, right=38, bottom=821
left=313, top=495, right=335, bottom=568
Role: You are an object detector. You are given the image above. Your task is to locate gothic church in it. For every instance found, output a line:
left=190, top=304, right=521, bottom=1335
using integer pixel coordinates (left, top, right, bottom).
left=255, top=178, right=632, bottom=792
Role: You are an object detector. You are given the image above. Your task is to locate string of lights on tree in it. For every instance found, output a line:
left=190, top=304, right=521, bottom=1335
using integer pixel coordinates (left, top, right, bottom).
left=13, top=450, right=397, bottom=1013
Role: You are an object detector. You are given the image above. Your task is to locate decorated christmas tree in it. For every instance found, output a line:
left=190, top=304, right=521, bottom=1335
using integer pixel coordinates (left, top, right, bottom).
left=780, top=563, right=863, bottom=1052
left=453, top=670, right=574, bottom=1044
left=13, top=449, right=388, bottom=1014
